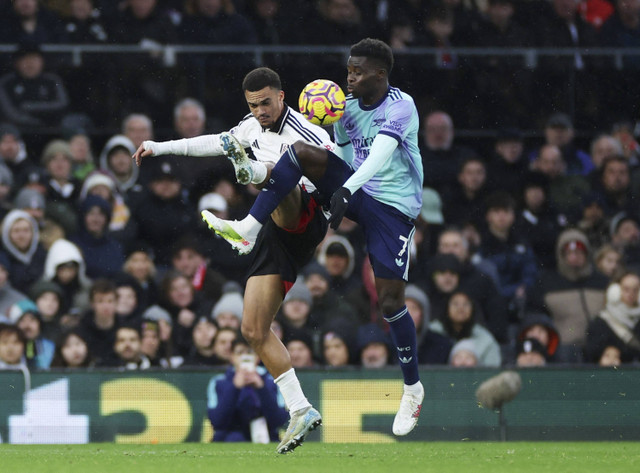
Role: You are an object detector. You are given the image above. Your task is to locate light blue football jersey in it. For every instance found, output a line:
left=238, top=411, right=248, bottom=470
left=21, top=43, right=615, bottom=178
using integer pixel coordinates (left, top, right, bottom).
left=333, top=86, right=424, bottom=219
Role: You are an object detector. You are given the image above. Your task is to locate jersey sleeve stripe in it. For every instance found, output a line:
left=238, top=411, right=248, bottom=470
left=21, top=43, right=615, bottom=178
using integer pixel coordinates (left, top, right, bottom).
left=379, top=129, right=402, bottom=144
left=286, top=115, right=324, bottom=145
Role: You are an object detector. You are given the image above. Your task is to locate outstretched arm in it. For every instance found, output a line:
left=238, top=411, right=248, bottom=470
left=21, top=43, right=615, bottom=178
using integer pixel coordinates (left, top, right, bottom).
left=132, top=134, right=224, bottom=166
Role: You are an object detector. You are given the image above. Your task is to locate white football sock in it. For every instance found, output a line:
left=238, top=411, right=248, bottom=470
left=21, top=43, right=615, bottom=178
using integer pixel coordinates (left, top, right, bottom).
left=238, top=215, right=263, bottom=242
left=404, top=381, right=423, bottom=396
left=250, top=161, right=268, bottom=185
left=275, top=368, right=311, bottom=413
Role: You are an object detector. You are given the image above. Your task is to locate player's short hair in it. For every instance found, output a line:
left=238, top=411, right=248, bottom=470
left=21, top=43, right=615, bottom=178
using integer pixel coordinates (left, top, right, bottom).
left=242, top=67, right=282, bottom=92
left=350, top=38, right=394, bottom=74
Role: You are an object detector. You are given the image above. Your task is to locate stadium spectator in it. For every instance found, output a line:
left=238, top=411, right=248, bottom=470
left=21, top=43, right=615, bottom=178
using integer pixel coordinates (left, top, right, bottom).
left=68, top=132, right=96, bottom=181
left=588, top=134, right=624, bottom=175
left=0, top=252, right=27, bottom=317
left=210, top=326, right=238, bottom=364
left=206, top=335, right=288, bottom=442
left=429, top=291, right=502, bottom=367
left=285, top=329, right=316, bottom=369
left=276, top=282, right=318, bottom=348
left=102, top=325, right=151, bottom=369
left=0, top=0, right=68, bottom=44
left=302, top=262, right=359, bottom=327
left=316, top=235, right=360, bottom=297
left=576, top=191, right=609, bottom=250
left=158, top=270, right=205, bottom=357
left=121, top=114, right=154, bottom=152
left=0, top=124, right=36, bottom=195
left=596, top=344, right=622, bottom=366
left=130, top=158, right=195, bottom=268
left=609, top=211, right=640, bottom=272
left=515, top=337, right=547, bottom=367
left=77, top=278, right=119, bottom=365
left=485, top=128, right=530, bottom=198
left=591, top=155, right=639, bottom=219
left=114, top=273, right=144, bottom=325
left=536, top=112, right=594, bottom=176
left=64, top=0, right=108, bottom=43
left=1, top=209, right=46, bottom=294
left=305, top=0, right=368, bottom=46
left=184, top=315, right=223, bottom=366
left=122, top=246, right=158, bottom=310
left=98, top=135, right=140, bottom=195
left=7, top=298, right=54, bottom=369
left=211, top=287, right=244, bottom=331
left=532, top=144, right=591, bottom=221
left=448, top=338, right=479, bottom=367
left=28, top=279, right=64, bottom=341
left=420, top=110, right=478, bottom=194
left=171, top=236, right=225, bottom=306
left=0, top=323, right=27, bottom=369
left=442, top=156, right=489, bottom=228
left=585, top=272, right=640, bottom=363
left=42, top=238, right=91, bottom=320
left=511, top=312, right=560, bottom=364
left=405, top=283, right=453, bottom=365
left=79, top=171, right=134, bottom=244
left=528, top=228, right=608, bottom=362
left=593, top=244, right=625, bottom=281
left=478, top=192, right=538, bottom=314
left=50, top=329, right=93, bottom=368
left=71, top=195, right=125, bottom=279
left=600, top=0, right=640, bottom=70
left=514, top=172, right=566, bottom=270
left=141, top=304, right=183, bottom=367
left=320, top=319, right=356, bottom=367
left=356, top=323, right=393, bottom=368
left=0, top=43, right=70, bottom=128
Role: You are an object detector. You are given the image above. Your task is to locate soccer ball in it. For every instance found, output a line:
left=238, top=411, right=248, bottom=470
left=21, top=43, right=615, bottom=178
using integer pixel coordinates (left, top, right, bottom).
left=298, top=79, right=346, bottom=126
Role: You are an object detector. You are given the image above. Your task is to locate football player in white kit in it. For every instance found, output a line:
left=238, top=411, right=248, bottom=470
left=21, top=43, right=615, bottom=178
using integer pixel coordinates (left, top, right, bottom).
left=133, top=68, right=330, bottom=453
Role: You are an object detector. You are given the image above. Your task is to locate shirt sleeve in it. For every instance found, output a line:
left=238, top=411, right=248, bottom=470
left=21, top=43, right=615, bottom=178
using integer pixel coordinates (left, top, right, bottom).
left=342, top=133, right=398, bottom=194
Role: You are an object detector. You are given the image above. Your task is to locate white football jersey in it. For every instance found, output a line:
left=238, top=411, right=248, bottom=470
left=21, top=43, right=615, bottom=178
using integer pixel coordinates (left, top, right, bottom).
left=229, top=105, right=336, bottom=191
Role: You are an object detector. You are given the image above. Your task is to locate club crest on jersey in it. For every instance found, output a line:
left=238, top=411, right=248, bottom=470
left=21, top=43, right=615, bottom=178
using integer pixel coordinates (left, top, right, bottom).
left=280, top=143, right=290, bottom=154
left=373, top=118, right=385, bottom=127
left=344, top=122, right=355, bottom=131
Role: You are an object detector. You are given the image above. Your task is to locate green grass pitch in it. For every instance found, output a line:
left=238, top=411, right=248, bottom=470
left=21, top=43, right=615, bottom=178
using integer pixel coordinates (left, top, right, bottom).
left=1, top=442, right=638, bottom=473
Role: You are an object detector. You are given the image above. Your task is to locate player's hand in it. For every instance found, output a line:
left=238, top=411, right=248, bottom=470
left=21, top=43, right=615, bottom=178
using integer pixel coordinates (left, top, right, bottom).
left=328, top=187, right=351, bottom=230
left=132, top=141, right=156, bottom=167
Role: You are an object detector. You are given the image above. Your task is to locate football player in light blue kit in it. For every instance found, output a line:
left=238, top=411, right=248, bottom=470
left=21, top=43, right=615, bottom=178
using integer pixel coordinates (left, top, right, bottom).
left=204, top=38, right=425, bottom=438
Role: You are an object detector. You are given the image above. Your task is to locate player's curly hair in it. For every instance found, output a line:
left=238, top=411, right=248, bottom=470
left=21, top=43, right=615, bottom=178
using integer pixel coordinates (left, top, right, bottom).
left=242, top=67, right=282, bottom=92
left=350, top=38, right=394, bottom=74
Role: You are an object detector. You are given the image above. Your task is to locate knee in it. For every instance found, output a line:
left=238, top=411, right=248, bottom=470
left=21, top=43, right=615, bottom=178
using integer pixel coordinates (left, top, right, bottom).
left=379, top=293, right=405, bottom=316
left=241, top=320, right=269, bottom=347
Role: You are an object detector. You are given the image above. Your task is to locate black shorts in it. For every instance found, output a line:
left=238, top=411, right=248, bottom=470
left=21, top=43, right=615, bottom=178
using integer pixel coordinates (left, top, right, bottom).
left=245, top=189, right=328, bottom=290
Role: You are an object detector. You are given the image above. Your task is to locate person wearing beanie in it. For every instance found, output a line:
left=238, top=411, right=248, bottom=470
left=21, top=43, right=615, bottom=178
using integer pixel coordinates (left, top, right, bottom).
left=425, top=252, right=463, bottom=322
left=212, top=291, right=244, bottom=330
left=278, top=281, right=320, bottom=353
left=321, top=319, right=357, bottom=367
left=449, top=339, right=479, bottom=367
left=528, top=228, right=608, bottom=362
left=1, top=209, right=47, bottom=294
left=514, top=312, right=560, bottom=364
left=14, top=187, right=46, bottom=222
left=40, top=139, right=81, bottom=206
left=516, top=337, right=547, bottom=367
left=79, top=170, right=133, bottom=240
left=284, top=328, right=316, bottom=369
left=7, top=298, right=55, bottom=369
left=357, top=323, right=393, bottom=368
left=70, top=194, right=124, bottom=279
left=316, top=235, right=360, bottom=297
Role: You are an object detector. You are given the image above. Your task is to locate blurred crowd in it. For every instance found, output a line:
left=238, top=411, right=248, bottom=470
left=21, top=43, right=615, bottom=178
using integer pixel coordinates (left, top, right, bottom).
left=1, top=0, right=640, bottom=373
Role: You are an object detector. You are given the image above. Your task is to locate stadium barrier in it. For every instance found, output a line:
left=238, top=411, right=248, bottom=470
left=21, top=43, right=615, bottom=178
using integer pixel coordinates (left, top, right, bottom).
left=0, top=367, right=638, bottom=444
